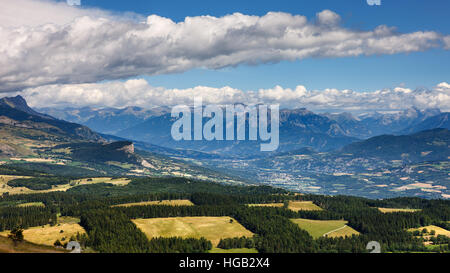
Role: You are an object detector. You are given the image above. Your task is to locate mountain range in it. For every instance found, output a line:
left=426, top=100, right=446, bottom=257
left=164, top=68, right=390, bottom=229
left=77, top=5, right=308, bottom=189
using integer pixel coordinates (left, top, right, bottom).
left=40, top=105, right=449, bottom=158
left=38, top=106, right=169, bottom=135
left=0, top=95, right=448, bottom=198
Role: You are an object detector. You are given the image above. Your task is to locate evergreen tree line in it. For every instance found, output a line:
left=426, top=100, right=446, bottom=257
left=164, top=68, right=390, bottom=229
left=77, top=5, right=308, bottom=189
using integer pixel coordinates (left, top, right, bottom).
left=65, top=177, right=286, bottom=197
left=231, top=207, right=316, bottom=253
left=189, top=192, right=296, bottom=206
left=7, top=177, right=73, bottom=191
left=0, top=206, right=56, bottom=231
left=148, top=237, right=212, bottom=253
left=217, top=236, right=255, bottom=249
left=110, top=204, right=317, bottom=253
left=2, top=191, right=294, bottom=211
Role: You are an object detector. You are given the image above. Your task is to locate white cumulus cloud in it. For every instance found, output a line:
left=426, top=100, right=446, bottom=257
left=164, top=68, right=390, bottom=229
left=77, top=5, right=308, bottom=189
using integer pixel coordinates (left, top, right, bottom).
left=16, top=80, right=450, bottom=113
left=0, top=0, right=448, bottom=92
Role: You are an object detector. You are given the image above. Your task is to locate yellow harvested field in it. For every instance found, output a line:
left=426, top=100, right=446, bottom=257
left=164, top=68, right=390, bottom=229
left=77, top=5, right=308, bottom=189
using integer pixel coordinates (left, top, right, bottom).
left=72, top=177, right=131, bottom=187
left=0, top=217, right=85, bottom=246
left=209, top=248, right=258, bottom=253
left=291, top=218, right=359, bottom=239
left=0, top=235, right=66, bottom=253
left=17, top=202, right=45, bottom=208
left=10, top=158, right=56, bottom=163
left=288, top=201, right=323, bottom=212
left=0, top=175, right=74, bottom=195
left=378, top=208, right=421, bottom=213
left=0, top=175, right=33, bottom=195
left=248, top=201, right=322, bottom=212
left=326, top=225, right=360, bottom=238
left=133, top=217, right=253, bottom=246
left=247, top=203, right=284, bottom=208
left=408, top=225, right=450, bottom=237
left=113, top=199, right=194, bottom=207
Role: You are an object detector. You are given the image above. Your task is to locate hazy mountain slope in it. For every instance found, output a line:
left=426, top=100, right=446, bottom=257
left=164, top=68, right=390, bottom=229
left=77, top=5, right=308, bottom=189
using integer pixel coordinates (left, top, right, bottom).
left=322, top=112, right=370, bottom=139
left=400, top=113, right=450, bottom=134
left=355, top=108, right=441, bottom=137
left=232, top=128, right=450, bottom=175
left=38, top=105, right=447, bottom=157
left=116, top=108, right=357, bottom=157
left=340, top=128, right=450, bottom=162
left=100, top=133, right=224, bottom=159
left=38, top=106, right=169, bottom=135
left=324, top=108, right=442, bottom=139
left=54, top=141, right=141, bottom=164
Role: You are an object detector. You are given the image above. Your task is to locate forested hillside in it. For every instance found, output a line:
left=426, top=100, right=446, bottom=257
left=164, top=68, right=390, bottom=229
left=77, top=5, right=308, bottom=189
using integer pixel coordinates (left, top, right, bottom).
left=0, top=175, right=448, bottom=253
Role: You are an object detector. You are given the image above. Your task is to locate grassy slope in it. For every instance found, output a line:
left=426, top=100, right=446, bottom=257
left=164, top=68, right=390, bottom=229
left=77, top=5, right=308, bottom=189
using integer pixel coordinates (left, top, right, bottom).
left=133, top=217, right=254, bottom=246
left=113, top=199, right=194, bottom=207
left=326, top=225, right=360, bottom=238
left=247, top=203, right=284, bottom=208
left=291, top=219, right=358, bottom=239
left=408, top=225, right=450, bottom=237
left=288, top=201, right=323, bottom=212
left=378, top=208, right=422, bottom=213
left=248, top=201, right=323, bottom=212
left=0, top=236, right=66, bottom=253
left=0, top=216, right=86, bottom=246
left=17, top=202, right=45, bottom=208
left=209, top=248, right=258, bottom=253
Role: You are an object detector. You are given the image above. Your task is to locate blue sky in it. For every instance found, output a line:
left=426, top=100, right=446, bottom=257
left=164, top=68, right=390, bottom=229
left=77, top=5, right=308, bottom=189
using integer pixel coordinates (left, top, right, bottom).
left=65, top=0, right=450, bottom=92
left=0, top=0, right=450, bottom=112
left=3, top=0, right=450, bottom=111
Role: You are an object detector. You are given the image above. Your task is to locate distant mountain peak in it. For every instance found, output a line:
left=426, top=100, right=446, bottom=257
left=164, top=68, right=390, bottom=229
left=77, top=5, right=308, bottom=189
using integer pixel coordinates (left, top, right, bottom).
left=324, top=112, right=358, bottom=122
left=401, top=107, right=440, bottom=117
left=0, top=95, right=52, bottom=119
left=2, top=95, right=26, bottom=104
left=0, top=95, right=103, bottom=142
left=1, top=95, right=29, bottom=110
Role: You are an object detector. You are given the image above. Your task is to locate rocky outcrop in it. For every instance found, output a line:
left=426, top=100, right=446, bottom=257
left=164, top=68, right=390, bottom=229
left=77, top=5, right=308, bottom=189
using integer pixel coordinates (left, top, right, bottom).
left=118, top=142, right=134, bottom=154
